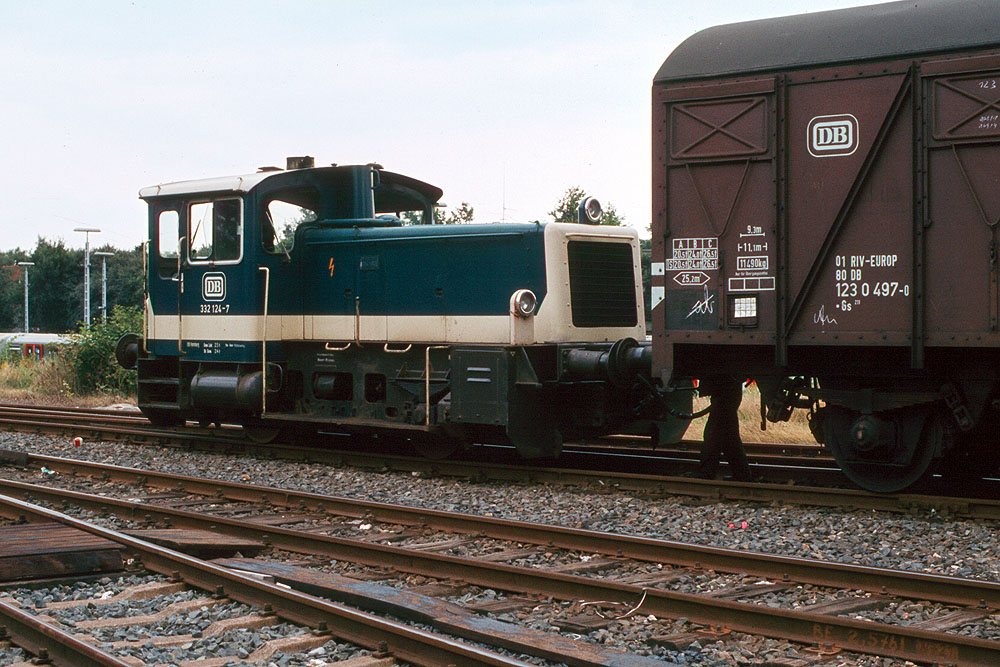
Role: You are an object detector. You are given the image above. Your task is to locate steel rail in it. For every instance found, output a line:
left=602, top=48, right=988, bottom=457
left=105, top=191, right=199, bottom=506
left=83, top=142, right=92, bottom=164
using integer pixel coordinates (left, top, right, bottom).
left=16, top=439, right=999, bottom=520
left=0, top=493, right=533, bottom=667
left=0, top=598, right=135, bottom=667
left=3, top=477, right=1000, bottom=665
left=16, top=453, right=1000, bottom=608
left=0, top=403, right=830, bottom=460
left=1, top=406, right=997, bottom=516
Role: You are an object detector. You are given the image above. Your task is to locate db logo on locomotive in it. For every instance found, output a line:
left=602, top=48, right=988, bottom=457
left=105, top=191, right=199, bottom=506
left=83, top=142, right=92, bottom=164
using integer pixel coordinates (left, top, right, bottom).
left=202, top=272, right=226, bottom=301
left=807, top=114, right=859, bottom=157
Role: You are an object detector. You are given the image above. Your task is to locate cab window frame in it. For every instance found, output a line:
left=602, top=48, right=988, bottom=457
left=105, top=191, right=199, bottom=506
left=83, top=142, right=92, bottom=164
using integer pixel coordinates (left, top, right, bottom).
left=186, top=197, right=244, bottom=266
left=261, top=187, right=320, bottom=255
left=156, top=207, right=181, bottom=279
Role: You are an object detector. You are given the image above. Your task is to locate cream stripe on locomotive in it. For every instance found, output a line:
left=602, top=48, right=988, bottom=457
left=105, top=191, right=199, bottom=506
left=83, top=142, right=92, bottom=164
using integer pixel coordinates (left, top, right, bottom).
left=150, top=312, right=640, bottom=345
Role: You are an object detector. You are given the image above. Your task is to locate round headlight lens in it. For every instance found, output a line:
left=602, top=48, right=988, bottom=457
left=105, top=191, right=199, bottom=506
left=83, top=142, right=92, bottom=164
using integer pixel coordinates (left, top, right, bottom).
left=513, top=289, right=537, bottom=317
left=578, top=196, right=603, bottom=224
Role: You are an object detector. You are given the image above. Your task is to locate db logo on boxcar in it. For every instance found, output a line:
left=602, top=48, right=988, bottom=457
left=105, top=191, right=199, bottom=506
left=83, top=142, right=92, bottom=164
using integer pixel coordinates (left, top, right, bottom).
left=807, top=114, right=859, bottom=157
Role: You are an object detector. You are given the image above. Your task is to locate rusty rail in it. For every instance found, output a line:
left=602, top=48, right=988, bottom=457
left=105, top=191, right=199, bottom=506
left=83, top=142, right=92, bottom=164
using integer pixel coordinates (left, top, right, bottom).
left=0, top=493, right=533, bottom=667
left=2, top=477, right=1000, bottom=664
left=0, top=404, right=997, bottom=517
left=0, top=599, right=135, bottom=667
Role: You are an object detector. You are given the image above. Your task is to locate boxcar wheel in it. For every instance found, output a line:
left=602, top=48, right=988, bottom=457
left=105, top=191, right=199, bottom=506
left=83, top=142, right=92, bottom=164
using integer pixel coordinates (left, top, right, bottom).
left=823, top=406, right=941, bottom=493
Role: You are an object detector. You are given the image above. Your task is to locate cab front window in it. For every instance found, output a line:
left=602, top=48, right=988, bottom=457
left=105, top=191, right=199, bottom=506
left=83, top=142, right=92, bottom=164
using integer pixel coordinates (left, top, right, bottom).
left=189, top=198, right=242, bottom=263
left=262, top=187, right=319, bottom=254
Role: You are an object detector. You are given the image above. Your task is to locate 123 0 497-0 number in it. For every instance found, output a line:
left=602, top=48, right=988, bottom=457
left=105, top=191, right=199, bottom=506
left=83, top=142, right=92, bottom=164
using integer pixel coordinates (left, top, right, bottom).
left=199, top=303, right=231, bottom=314
left=836, top=282, right=909, bottom=298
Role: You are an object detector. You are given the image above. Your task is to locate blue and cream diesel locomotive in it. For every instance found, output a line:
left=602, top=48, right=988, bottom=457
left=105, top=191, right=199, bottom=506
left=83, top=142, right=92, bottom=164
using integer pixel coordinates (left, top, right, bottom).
left=117, top=157, right=688, bottom=455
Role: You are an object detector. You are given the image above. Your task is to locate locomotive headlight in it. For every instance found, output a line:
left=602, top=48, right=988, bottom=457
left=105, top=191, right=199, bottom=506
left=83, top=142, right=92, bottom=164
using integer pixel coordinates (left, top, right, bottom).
left=512, top=289, right=537, bottom=318
left=577, top=197, right=603, bottom=225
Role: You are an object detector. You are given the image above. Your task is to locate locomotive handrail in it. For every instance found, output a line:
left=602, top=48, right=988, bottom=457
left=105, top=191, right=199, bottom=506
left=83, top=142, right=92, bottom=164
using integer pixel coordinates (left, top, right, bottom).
left=384, top=343, right=413, bottom=354
left=141, top=241, right=150, bottom=354
left=324, top=342, right=352, bottom=351
left=177, top=236, right=185, bottom=355
left=259, top=266, right=270, bottom=415
left=354, top=296, right=361, bottom=346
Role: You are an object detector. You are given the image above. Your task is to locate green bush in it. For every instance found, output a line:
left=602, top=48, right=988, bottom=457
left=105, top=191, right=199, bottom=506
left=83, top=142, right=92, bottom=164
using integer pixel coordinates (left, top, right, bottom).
left=65, top=306, right=142, bottom=395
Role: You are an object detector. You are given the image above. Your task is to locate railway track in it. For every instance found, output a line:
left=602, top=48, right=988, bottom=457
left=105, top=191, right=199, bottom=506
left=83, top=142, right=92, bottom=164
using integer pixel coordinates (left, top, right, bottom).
left=0, top=457, right=999, bottom=664
left=0, top=402, right=829, bottom=464
left=0, top=403, right=998, bottom=519
left=0, top=495, right=533, bottom=667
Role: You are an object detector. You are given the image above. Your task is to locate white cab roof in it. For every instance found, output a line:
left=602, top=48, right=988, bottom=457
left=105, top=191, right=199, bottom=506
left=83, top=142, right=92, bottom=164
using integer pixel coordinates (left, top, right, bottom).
left=139, top=171, right=279, bottom=199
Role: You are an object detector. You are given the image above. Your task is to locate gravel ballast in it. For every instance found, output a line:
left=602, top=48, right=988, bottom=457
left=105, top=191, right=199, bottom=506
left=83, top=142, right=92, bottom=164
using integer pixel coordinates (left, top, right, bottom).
left=0, top=431, right=994, bottom=666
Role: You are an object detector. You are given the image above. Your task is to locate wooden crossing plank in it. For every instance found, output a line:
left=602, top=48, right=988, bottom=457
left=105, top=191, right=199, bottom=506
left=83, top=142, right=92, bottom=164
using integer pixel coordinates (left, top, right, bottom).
left=0, top=523, right=123, bottom=581
left=124, top=529, right=265, bottom=558
left=466, top=596, right=539, bottom=615
left=215, top=558, right=668, bottom=667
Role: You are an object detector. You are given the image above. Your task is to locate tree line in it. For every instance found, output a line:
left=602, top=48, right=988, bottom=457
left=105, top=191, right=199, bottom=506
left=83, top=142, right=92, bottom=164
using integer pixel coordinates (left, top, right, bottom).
left=0, top=239, right=143, bottom=333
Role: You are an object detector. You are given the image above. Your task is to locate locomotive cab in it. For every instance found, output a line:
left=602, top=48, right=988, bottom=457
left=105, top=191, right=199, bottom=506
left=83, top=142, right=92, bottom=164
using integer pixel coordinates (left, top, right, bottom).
left=127, top=159, right=686, bottom=455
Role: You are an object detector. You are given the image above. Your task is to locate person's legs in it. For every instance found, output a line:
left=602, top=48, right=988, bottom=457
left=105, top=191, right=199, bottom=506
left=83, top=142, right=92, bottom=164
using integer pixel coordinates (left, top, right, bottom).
left=714, top=380, right=752, bottom=481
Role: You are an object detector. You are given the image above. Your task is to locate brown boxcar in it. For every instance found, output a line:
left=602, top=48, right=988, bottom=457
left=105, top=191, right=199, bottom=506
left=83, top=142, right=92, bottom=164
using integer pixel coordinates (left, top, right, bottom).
left=652, top=0, right=1000, bottom=491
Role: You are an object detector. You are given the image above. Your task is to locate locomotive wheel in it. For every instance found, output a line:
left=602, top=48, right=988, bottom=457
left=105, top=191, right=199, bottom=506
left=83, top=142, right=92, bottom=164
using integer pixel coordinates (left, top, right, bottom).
left=241, top=420, right=281, bottom=444
left=411, top=436, right=463, bottom=459
left=411, top=426, right=468, bottom=459
left=823, top=406, right=941, bottom=493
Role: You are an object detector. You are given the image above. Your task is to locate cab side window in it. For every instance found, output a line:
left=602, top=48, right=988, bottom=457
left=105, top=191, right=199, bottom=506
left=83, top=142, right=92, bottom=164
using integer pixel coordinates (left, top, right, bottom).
left=262, top=188, right=319, bottom=254
left=157, top=209, right=180, bottom=278
left=190, top=198, right=242, bottom=263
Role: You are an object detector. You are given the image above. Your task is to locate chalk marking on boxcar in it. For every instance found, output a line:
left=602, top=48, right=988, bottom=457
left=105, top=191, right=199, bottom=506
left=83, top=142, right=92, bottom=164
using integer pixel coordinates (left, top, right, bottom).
left=686, top=285, right=715, bottom=318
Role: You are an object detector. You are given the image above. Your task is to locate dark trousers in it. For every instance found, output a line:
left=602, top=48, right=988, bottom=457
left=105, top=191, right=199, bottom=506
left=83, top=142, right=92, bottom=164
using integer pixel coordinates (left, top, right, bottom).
left=697, top=377, right=752, bottom=481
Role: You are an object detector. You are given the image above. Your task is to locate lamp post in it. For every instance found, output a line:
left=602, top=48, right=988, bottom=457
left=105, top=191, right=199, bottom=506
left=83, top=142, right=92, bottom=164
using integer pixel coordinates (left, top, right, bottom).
left=73, top=227, right=101, bottom=326
left=15, top=261, right=34, bottom=333
left=93, top=251, right=114, bottom=320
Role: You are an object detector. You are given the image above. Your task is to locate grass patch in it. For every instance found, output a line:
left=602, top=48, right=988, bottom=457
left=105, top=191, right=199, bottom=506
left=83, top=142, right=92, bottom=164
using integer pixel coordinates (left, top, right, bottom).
left=682, top=383, right=817, bottom=444
left=0, top=357, right=134, bottom=407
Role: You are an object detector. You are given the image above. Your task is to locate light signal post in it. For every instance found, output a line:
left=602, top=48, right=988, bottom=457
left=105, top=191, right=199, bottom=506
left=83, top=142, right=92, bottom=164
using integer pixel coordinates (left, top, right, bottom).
left=93, top=251, right=115, bottom=320
left=73, top=227, right=101, bottom=326
left=16, top=261, right=34, bottom=333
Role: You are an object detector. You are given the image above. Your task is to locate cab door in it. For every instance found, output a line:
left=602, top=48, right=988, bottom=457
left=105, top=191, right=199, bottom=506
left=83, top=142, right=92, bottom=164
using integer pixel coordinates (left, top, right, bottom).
left=178, top=197, right=259, bottom=363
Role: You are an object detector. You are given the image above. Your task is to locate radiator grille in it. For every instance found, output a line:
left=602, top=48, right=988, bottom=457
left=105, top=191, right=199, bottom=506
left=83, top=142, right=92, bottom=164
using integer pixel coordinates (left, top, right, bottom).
left=567, top=241, right=637, bottom=327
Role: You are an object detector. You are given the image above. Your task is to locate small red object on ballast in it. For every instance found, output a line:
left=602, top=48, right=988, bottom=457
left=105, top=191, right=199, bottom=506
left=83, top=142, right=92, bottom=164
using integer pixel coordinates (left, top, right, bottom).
left=73, top=437, right=82, bottom=448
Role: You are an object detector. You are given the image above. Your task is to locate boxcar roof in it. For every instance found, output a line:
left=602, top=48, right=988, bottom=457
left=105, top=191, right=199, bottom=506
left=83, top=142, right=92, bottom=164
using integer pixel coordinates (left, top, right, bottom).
left=655, top=0, right=1000, bottom=84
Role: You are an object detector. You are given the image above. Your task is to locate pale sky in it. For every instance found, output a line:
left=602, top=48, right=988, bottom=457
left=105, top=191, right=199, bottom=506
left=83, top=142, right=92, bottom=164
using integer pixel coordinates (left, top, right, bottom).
left=0, top=0, right=880, bottom=251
